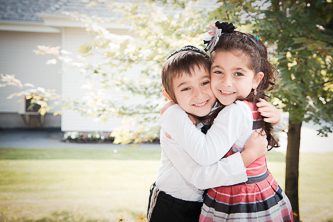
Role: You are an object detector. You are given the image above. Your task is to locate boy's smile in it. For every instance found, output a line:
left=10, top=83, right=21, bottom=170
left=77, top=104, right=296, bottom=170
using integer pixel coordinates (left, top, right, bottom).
left=173, top=66, right=216, bottom=117
left=211, top=50, right=263, bottom=105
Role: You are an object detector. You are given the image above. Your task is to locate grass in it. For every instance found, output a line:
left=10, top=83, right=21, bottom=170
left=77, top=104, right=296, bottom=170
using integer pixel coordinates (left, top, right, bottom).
left=0, top=147, right=332, bottom=222
left=0, top=147, right=161, bottom=160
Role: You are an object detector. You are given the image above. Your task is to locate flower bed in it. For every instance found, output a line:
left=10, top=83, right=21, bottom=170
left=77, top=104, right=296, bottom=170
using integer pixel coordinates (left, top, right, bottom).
left=62, top=131, right=115, bottom=143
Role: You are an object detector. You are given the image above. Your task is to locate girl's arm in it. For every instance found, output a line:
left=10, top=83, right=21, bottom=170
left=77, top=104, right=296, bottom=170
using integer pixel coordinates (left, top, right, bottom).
left=159, top=101, right=253, bottom=166
left=160, top=129, right=267, bottom=189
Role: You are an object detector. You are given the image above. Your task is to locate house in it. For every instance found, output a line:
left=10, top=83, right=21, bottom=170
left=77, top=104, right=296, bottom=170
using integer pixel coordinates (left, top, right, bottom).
left=0, top=0, right=219, bottom=133
left=0, top=0, right=134, bottom=132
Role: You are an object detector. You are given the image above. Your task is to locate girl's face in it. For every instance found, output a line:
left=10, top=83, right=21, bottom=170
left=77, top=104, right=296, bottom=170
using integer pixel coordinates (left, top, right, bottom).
left=210, top=50, right=263, bottom=106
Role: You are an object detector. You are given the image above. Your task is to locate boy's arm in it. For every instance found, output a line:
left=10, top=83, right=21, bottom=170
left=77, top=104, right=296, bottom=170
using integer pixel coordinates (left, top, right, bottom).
left=160, top=130, right=267, bottom=189
left=159, top=102, right=251, bottom=166
left=256, top=98, right=284, bottom=132
left=241, top=130, right=268, bottom=166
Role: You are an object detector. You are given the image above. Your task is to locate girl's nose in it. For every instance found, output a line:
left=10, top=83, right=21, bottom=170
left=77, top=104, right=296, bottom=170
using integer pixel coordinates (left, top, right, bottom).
left=221, top=76, right=232, bottom=87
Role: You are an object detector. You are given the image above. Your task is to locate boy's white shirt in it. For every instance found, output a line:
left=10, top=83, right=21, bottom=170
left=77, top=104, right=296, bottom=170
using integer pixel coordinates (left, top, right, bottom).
left=156, top=100, right=284, bottom=202
left=156, top=129, right=248, bottom=201
left=160, top=101, right=284, bottom=166
left=160, top=101, right=254, bottom=166
left=156, top=101, right=250, bottom=202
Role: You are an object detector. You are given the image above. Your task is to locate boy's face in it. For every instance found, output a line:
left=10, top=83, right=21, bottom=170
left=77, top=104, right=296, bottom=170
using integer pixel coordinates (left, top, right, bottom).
left=173, top=66, right=216, bottom=117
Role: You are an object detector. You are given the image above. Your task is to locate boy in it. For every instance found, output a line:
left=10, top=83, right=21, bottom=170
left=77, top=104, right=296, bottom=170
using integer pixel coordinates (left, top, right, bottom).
left=147, top=46, right=280, bottom=222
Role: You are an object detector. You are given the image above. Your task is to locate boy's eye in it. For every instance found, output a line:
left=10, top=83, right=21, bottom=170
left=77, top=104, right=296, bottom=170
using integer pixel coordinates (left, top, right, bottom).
left=181, top=87, right=190, bottom=92
left=202, top=81, right=210, bottom=86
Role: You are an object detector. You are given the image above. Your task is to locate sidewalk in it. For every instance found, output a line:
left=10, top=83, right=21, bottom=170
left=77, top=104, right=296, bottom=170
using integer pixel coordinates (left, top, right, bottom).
left=0, top=128, right=160, bottom=150
left=0, top=124, right=332, bottom=152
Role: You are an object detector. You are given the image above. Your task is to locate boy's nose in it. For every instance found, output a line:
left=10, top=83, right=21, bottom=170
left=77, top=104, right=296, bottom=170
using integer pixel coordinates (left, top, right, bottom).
left=193, top=88, right=205, bottom=98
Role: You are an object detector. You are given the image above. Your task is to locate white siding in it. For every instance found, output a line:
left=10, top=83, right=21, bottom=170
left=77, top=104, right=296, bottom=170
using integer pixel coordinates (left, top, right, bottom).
left=61, top=28, right=136, bottom=132
left=0, top=31, right=62, bottom=113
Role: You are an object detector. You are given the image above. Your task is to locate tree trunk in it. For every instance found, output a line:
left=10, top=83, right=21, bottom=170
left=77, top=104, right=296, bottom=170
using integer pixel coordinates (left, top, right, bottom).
left=285, top=120, right=302, bottom=222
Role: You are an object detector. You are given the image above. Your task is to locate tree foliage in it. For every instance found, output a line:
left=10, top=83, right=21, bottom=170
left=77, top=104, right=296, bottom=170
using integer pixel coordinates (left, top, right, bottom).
left=256, top=0, right=333, bottom=135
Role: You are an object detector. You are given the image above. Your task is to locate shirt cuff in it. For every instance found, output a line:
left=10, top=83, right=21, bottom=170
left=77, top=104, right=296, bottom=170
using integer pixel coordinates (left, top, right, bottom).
left=271, top=119, right=285, bottom=133
left=222, top=152, right=248, bottom=183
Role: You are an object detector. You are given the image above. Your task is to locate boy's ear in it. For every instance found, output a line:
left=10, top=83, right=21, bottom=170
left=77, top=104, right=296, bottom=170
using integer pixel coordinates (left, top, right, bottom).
left=252, top=72, right=264, bottom=89
left=162, top=89, right=173, bottom=101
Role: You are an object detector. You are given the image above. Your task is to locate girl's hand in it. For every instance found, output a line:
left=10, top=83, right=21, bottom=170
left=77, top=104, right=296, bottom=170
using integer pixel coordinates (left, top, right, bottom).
left=241, top=130, right=267, bottom=167
left=160, top=100, right=176, bottom=115
left=256, top=98, right=281, bottom=126
left=161, top=101, right=176, bottom=139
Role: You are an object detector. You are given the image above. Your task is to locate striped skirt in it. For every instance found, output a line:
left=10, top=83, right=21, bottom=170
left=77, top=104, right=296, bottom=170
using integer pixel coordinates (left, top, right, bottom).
left=199, top=171, right=293, bottom=222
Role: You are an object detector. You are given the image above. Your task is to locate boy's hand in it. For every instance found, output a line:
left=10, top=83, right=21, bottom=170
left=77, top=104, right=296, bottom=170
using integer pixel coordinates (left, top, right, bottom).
left=161, top=100, right=176, bottom=115
left=256, top=98, right=281, bottom=126
left=188, top=114, right=200, bottom=126
left=241, top=130, right=267, bottom=167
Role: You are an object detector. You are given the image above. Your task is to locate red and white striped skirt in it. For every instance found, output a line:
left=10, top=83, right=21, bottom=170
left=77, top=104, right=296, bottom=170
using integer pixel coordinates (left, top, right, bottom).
left=199, top=171, right=293, bottom=222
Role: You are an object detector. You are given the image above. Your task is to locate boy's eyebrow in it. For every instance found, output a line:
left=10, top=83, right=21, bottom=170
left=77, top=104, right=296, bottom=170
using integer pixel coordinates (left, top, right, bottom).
left=176, top=73, right=210, bottom=88
left=176, top=81, right=188, bottom=89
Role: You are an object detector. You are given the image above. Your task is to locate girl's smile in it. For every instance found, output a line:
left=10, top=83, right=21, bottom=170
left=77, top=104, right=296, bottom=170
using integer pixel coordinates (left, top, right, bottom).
left=211, top=50, right=263, bottom=106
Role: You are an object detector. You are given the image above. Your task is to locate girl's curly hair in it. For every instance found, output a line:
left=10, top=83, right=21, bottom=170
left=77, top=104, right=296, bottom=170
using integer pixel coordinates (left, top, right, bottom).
left=211, top=26, right=279, bottom=149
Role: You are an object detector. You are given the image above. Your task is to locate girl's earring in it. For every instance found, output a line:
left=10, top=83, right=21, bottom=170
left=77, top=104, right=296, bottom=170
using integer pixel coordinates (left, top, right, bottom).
left=254, top=88, right=257, bottom=95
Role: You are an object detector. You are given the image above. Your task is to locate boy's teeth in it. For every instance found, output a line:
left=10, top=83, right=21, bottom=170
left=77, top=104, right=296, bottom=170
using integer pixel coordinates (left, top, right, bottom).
left=194, top=101, right=207, bottom=107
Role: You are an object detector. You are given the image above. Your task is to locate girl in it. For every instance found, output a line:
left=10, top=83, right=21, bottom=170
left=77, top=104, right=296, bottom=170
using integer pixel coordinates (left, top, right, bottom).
left=159, top=22, right=293, bottom=221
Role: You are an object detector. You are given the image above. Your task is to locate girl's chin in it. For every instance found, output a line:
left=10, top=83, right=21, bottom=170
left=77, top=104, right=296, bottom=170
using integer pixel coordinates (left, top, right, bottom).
left=193, top=110, right=211, bottom=117
left=216, top=97, right=235, bottom=106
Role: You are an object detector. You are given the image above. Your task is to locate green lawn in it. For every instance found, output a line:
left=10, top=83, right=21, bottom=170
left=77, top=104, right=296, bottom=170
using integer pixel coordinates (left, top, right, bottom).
left=0, top=148, right=332, bottom=222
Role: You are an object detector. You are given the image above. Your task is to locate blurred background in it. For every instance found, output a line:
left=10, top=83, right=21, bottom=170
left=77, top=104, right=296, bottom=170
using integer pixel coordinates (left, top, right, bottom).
left=0, top=0, right=332, bottom=221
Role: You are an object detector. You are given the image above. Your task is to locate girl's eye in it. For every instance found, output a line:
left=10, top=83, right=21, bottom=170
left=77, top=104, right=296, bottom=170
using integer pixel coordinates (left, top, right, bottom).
left=235, top=72, right=244, bottom=77
left=181, top=87, right=190, bottom=92
left=213, top=70, right=223, bottom=75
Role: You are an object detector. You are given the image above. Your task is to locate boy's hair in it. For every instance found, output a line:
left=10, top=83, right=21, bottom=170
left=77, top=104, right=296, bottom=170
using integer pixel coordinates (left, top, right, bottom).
left=162, top=46, right=211, bottom=103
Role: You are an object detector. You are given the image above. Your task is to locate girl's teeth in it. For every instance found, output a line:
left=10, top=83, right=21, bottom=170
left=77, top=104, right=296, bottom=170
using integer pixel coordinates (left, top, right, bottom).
left=221, top=91, right=234, bottom=95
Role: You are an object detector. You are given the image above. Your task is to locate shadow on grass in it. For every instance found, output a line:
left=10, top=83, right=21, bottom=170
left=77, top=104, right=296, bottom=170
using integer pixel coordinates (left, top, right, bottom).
left=0, top=147, right=287, bottom=162
left=0, top=147, right=161, bottom=161
left=0, top=211, right=147, bottom=222
left=0, top=211, right=108, bottom=222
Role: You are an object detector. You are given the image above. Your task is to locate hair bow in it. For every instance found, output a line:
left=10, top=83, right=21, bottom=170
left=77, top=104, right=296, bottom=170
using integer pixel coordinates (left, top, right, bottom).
left=203, top=22, right=236, bottom=53
left=203, top=26, right=222, bottom=53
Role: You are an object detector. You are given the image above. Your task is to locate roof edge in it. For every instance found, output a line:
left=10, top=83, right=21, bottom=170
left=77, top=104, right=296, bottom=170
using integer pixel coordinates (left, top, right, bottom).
left=37, top=12, right=130, bottom=29
left=0, top=20, right=62, bottom=33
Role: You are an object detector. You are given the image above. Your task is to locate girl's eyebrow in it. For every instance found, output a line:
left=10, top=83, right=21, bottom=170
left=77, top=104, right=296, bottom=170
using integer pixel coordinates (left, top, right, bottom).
left=211, top=64, right=221, bottom=69
left=211, top=65, right=247, bottom=72
left=235, top=67, right=247, bottom=72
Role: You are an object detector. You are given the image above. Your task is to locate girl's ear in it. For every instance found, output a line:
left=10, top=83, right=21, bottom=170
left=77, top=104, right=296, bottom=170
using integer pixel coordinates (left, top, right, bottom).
left=162, top=89, right=173, bottom=101
left=252, top=72, right=264, bottom=89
